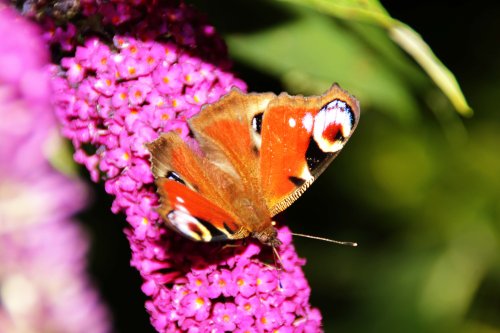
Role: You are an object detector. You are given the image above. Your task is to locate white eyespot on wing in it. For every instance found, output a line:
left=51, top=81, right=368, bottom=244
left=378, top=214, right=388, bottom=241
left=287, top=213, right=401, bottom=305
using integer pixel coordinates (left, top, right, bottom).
left=312, top=99, right=356, bottom=153
left=251, top=113, right=263, bottom=151
left=302, top=113, right=314, bottom=133
left=167, top=209, right=212, bottom=242
left=288, top=117, right=296, bottom=128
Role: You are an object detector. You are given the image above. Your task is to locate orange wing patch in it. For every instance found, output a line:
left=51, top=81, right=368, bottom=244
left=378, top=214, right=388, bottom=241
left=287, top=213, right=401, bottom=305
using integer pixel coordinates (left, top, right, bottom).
left=156, top=179, right=248, bottom=241
left=260, top=84, right=360, bottom=216
left=189, top=88, right=274, bottom=187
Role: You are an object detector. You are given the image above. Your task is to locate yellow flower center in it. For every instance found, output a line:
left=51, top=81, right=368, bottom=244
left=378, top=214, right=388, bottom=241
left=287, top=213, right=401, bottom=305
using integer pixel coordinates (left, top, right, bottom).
left=195, top=297, right=204, bottom=308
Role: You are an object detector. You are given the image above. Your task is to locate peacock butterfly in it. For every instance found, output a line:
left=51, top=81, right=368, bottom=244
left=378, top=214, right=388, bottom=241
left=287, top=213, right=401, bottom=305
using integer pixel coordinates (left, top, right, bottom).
left=146, top=84, right=360, bottom=248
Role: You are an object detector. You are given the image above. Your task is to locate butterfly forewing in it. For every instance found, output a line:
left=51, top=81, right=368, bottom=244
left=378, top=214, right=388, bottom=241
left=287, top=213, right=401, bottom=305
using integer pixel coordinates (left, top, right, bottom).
left=260, top=84, right=360, bottom=216
left=189, top=89, right=274, bottom=187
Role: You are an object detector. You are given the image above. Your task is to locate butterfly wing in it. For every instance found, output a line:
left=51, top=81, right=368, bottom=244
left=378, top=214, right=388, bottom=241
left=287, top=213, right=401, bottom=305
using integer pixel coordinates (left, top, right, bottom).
left=188, top=89, right=276, bottom=233
left=148, top=84, right=359, bottom=242
left=146, top=133, right=250, bottom=241
left=189, top=88, right=275, bottom=189
left=259, top=84, right=360, bottom=216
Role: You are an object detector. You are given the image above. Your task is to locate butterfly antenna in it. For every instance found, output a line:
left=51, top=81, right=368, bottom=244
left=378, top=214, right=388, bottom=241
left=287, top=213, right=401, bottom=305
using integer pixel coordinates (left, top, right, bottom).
left=272, top=245, right=284, bottom=290
left=291, top=232, right=358, bottom=247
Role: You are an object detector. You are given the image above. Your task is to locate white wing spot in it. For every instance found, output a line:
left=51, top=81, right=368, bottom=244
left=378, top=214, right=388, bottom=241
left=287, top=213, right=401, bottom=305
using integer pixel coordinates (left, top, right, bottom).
left=288, top=117, right=296, bottom=128
left=302, top=113, right=313, bottom=133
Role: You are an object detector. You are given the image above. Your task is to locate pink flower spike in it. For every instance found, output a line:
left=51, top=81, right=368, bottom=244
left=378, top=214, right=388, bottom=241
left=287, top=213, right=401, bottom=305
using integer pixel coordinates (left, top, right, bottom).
left=46, top=1, right=322, bottom=332
left=0, top=6, right=110, bottom=333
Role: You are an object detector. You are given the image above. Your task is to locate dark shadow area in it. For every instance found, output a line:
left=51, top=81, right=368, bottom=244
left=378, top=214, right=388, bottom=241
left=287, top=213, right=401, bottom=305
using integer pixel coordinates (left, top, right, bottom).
left=188, top=0, right=297, bottom=34
left=78, top=180, right=156, bottom=333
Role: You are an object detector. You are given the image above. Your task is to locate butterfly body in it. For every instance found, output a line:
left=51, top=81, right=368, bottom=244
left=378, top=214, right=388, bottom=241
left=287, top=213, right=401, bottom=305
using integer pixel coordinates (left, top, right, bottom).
left=147, top=84, right=360, bottom=247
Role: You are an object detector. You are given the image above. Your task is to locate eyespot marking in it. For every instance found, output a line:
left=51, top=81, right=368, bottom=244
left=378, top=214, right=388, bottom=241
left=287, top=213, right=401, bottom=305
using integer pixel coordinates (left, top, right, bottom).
left=251, top=112, right=264, bottom=134
left=166, top=171, right=186, bottom=185
left=306, top=136, right=332, bottom=172
left=252, top=145, right=259, bottom=156
left=223, top=222, right=237, bottom=235
left=313, top=99, right=356, bottom=153
left=289, top=176, right=306, bottom=187
left=167, top=210, right=212, bottom=241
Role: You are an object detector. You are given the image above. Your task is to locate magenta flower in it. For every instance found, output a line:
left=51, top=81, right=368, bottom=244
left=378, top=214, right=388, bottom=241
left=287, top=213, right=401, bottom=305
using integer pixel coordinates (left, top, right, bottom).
left=0, top=5, right=110, bottom=333
left=45, top=0, right=323, bottom=331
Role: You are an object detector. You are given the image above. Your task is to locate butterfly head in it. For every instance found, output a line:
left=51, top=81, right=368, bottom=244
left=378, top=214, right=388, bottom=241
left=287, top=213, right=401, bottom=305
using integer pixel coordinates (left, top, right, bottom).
left=252, top=222, right=282, bottom=247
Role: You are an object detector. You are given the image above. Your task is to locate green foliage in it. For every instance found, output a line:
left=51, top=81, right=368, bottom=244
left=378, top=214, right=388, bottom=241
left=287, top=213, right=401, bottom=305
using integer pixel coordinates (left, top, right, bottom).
left=281, top=0, right=472, bottom=116
left=191, top=1, right=500, bottom=332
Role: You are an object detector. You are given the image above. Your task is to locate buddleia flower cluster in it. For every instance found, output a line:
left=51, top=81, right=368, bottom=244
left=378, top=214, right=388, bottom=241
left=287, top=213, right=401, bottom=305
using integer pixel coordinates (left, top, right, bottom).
left=0, top=4, right=110, bottom=332
left=22, top=0, right=325, bottom=331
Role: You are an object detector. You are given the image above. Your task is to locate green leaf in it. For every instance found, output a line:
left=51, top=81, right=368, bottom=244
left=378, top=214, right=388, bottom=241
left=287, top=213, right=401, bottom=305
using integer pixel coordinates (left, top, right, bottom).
left=279, top=0, right=473, bottom=116
left=226, top=5, right=424, bottom=121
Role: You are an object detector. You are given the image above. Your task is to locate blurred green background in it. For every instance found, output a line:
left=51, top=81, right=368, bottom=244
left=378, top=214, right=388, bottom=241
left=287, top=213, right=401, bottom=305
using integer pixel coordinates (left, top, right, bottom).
left=83, top=1, right=500, bottom=332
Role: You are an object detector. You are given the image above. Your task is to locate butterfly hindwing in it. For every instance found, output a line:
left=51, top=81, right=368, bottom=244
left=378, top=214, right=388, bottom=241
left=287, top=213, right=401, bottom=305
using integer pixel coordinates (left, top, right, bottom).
left=146, top=133, right=249, bottom=241
left=155, top=178, right=248, bottom=241
left=259, top=84, right=360, bottom=216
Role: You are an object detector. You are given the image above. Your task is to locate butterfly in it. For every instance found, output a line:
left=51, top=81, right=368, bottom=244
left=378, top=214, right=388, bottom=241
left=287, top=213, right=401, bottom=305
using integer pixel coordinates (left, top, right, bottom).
left=146, top=84, right=360, bottom=248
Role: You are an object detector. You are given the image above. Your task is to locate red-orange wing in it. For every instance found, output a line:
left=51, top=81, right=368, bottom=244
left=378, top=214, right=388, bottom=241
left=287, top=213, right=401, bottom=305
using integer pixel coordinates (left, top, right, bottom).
left=189, top=88, right=274, bottom=192
left=259, top=84, right=360, bottom=216
left=146, top=133, right=249, bottom=241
